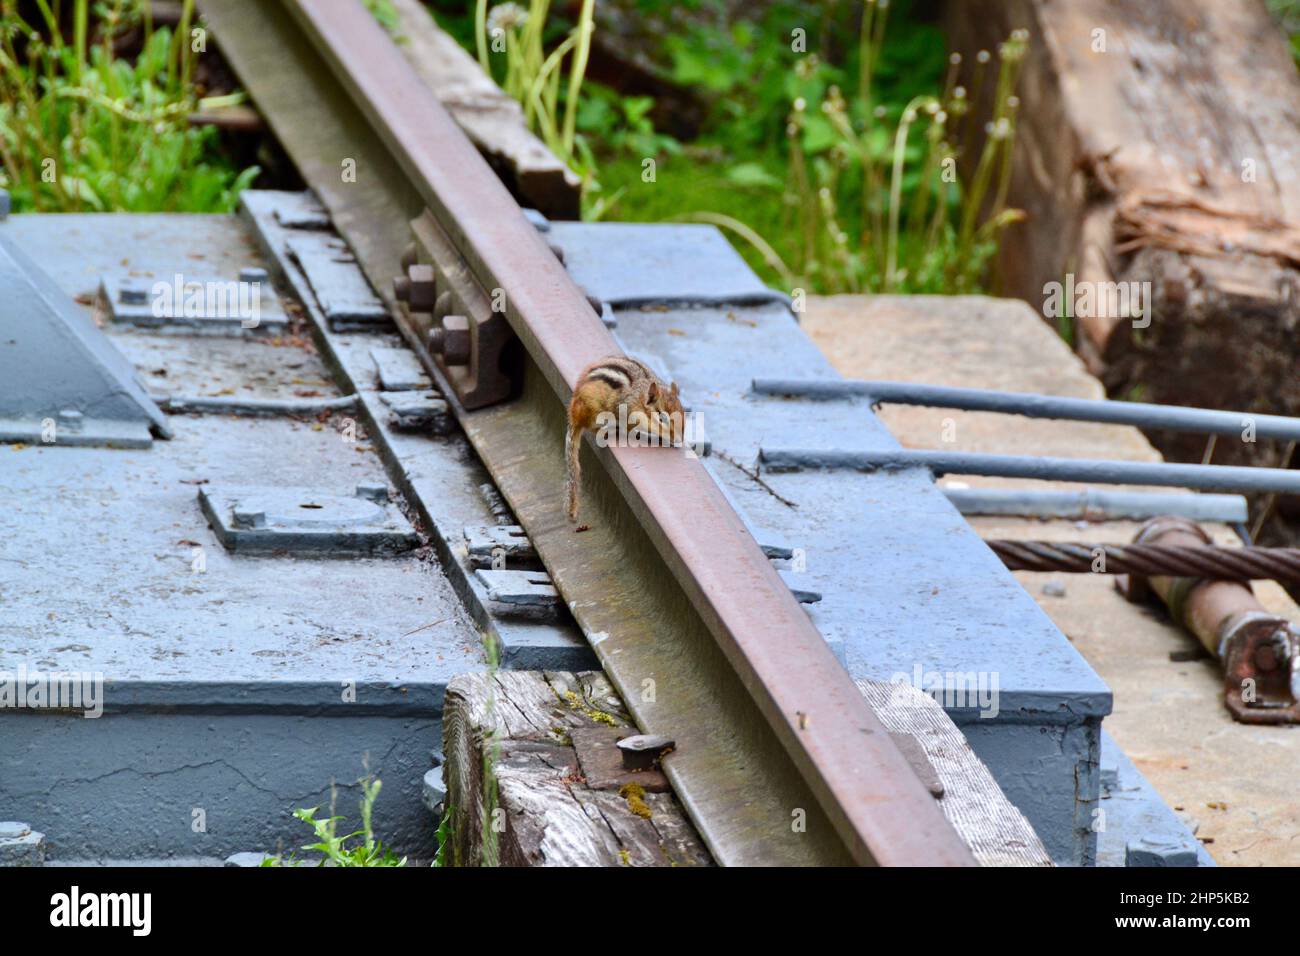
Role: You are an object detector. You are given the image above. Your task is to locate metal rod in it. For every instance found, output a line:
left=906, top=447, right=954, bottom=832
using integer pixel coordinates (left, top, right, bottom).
left=987, top=540, right=1300, bottom=581
left=760, top=448, right=1300, bottom=495
left=753, top=378, right=1300, bottom=443
left=273, top=0, right=973, bottom=867
left=155, top=394, right=359, bottom=417
left=944, top=487, right=1248, bottom=523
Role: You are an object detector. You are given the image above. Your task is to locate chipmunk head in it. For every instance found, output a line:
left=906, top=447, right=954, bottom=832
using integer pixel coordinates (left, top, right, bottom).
left=640, top=379, right=684, bottom=445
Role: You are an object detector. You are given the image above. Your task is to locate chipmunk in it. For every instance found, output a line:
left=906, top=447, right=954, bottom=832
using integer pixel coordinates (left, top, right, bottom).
left=565, top=356, right=685, bottom=522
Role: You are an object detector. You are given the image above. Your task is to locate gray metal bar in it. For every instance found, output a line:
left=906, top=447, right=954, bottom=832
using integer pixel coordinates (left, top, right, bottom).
left=155, top=393, right=359, bottom=417
left=760, top=448, right=1300, bottom=495
left=942, top=488, right=1250, bottom=523
left=753, top=378, right=1300, bottom=443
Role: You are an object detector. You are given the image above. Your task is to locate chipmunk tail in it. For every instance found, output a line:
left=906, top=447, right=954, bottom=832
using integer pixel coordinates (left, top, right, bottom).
left=565, top=421, right=581, bottom=522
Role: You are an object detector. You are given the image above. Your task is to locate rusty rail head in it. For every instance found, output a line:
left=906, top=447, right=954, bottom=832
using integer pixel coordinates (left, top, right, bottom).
left=279, top=0, right=975, bottom=866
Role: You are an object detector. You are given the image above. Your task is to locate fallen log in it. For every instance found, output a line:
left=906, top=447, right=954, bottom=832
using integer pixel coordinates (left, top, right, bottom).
left=947, top=0, right=1300, bottom=471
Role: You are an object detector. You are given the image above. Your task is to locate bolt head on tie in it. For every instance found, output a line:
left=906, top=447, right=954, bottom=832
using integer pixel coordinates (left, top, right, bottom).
left=429, top=316, right=472, bottom=365
left=617, top=734, right=675, bottom=771
left=394, top=263, right=436, bottom=311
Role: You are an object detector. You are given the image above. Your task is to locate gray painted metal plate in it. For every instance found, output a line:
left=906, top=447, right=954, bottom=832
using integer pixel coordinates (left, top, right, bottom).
left=379, top=389, right=452, bottom=431
left=0, top=231, right=169, bottom=446
left=286, top=232, right=390, bottom=330
left=273, top=191, right=332, bottom=230
left=199, top=484, right=418, bottom=554
left=476, top=568, right=560, bottom=607
left=99, top=272, right=288, bottom=334
left=244, top=189, right=595, bottom=672
left=370, top=345, right=432, bottom=390
left=0, top=210, right=490, bottom=862
left=464, top=525, right=538, bottom=566
left=546, top=221, right=788, bottom=307
left=0, top=212, right=483, bottom=688
left=1097, top=730, right=1215, bottom=867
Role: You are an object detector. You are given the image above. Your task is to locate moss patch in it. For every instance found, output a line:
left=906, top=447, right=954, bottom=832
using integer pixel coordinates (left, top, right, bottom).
left=619, top=783, right=653, bottom=820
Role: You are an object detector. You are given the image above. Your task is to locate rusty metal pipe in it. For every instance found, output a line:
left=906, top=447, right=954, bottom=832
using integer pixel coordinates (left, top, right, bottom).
left=1122, top=518, right=1300, bottom=724
left=274, top=0, right=974, bottom=865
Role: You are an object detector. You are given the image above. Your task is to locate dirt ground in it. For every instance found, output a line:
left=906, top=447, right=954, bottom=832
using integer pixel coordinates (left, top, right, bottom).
left=804, top=293, right=1300, bottom=866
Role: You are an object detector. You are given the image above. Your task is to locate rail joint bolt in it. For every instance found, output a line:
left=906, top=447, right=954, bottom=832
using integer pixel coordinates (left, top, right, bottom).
left=429, top=316, right=472, bottom=366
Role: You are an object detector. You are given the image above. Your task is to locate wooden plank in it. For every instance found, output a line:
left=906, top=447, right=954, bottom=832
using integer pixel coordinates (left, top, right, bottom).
left=440, top=670, right=712, bottom=866
left=442, top=669, right=1052, bottom=866
left=859, top=680, right=1052, bottom=867
left=388, top=0, right=581, bottom=219
left=947, top=0, right=1300, bottom=469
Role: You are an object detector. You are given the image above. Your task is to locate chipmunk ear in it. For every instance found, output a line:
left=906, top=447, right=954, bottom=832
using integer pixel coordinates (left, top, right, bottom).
left=670, top=382, right=680, bottom=399
left=646, top=381, right=659, bottom=404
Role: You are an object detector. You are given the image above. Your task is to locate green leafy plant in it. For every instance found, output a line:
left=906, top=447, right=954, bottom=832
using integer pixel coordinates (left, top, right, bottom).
left=264, top=776, right=407, bottom=868
left=575, top=85, right=680, bottom=164
left=430, top=802, right=454, bottom=868
left=443, top=0, right=1023, bottom=293
left=473, top=0, right=595, bottom=185
left=701, top=2, right=1028, bottom=294
left=0, top=0, right=258, bottom=213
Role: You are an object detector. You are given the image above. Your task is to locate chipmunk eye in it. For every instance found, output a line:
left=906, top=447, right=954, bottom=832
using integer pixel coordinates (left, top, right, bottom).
left=659, top=411, right=672, bottom=427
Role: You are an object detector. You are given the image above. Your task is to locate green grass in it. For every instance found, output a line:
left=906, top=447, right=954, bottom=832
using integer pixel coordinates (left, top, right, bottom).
left=0, top=0, right=258, bottom=213
left=585, top=2, right=1026, bottom=295
left=596, top=151, right=790, bottom=283
left=263, top=776, right=407, bottom=867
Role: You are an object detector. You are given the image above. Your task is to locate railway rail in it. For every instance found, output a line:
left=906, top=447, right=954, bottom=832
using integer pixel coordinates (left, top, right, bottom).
left=199, top=0, right=975, bottom=865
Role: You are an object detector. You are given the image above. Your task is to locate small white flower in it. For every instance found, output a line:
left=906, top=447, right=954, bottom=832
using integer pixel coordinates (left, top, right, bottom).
left=487, top=3, right=528, bottom=32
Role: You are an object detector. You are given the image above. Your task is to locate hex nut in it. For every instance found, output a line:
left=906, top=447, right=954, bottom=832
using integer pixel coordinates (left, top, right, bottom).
left=430, top=315, right=472, bottom=366
left=405, top=264, right=437, bottom=311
